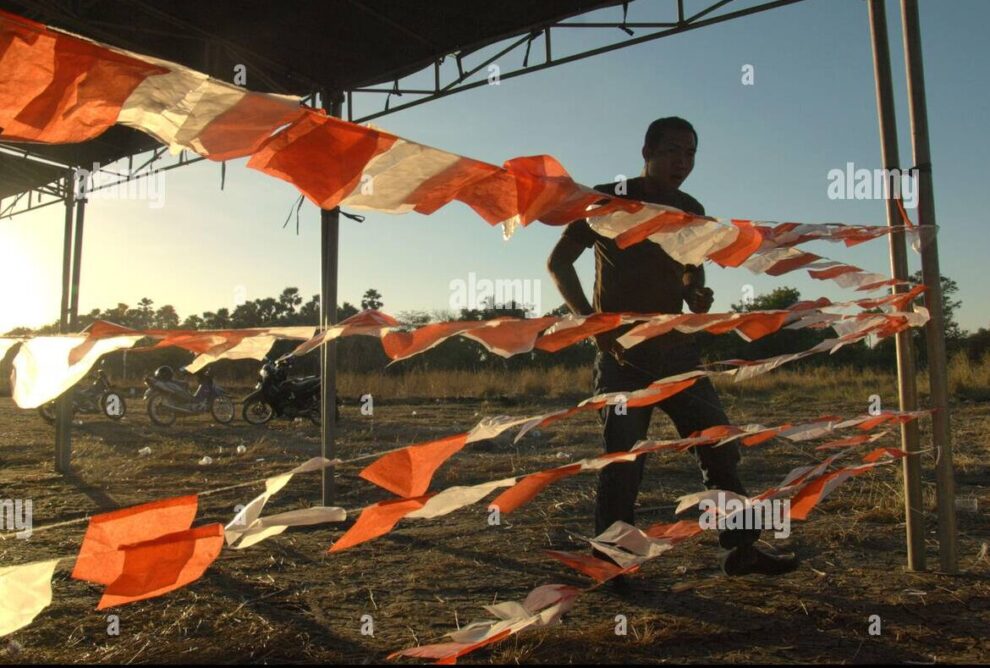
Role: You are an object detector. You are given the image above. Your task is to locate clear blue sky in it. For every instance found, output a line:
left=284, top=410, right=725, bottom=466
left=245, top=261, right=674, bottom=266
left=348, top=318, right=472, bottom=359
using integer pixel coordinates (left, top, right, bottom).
left=1, top=0, right=986, bottom=334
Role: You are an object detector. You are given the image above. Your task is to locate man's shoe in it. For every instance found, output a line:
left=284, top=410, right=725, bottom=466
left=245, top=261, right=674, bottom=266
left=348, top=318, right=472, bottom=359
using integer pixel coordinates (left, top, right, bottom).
left=606, top=573, right=633, bottom=594
left=720, top=543, right=799, bottom=576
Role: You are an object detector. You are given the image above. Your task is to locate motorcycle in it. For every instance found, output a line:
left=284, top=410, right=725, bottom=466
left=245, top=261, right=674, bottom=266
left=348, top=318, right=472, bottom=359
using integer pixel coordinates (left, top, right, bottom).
left=241, top=356, right=336, bottom=426
left=38, top=361, right=126, bottom=424
left=143, top=365, right=234, bottom=426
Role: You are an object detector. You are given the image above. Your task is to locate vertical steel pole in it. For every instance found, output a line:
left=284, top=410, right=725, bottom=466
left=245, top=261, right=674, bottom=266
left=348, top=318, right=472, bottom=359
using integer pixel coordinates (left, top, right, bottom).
left=69, top=196, right=86, bottom=330
left=55, top=172, right=76, bottom=473
left=867, top=0, right=925, bottom=571
left=900, top=0, right=957, bottom=573
left=320, top=91, right=344, bottom=506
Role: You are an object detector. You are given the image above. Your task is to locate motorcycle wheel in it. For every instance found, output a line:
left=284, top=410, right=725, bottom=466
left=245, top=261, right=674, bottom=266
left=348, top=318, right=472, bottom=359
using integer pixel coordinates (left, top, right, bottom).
left=38, top=402, right=57, bottom=425
left=306, top=398, right=340, bottom=426
left=100, top=392, right=127, bottom=420
left=210, top=396, right=235, bottom=424
left=147, top=393, right=177, bottom=426
left=242, top=399, right=274, bottom=425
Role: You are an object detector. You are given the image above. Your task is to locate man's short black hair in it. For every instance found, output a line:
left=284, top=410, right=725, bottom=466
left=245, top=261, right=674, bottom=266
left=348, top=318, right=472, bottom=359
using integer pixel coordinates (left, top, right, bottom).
left=644, top=117, right=698, bottom=153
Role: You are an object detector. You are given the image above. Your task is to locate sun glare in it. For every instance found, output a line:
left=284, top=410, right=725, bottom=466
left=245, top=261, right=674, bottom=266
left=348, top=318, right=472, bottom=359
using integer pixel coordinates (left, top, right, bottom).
left=0, top=226, right=59, bottom=334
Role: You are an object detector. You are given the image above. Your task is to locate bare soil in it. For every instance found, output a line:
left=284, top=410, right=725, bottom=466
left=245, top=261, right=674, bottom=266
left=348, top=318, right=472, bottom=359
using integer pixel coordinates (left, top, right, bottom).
left=0, top=386, right=987, bottom=664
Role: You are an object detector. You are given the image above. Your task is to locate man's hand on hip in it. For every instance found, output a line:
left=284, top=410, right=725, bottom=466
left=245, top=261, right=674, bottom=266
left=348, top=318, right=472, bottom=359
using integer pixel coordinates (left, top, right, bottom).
left=684, top=286, right=715, bottom=314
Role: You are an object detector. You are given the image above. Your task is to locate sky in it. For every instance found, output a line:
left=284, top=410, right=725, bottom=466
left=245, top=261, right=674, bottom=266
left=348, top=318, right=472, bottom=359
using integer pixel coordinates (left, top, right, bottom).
left=1, top=0, right=987, bottom=335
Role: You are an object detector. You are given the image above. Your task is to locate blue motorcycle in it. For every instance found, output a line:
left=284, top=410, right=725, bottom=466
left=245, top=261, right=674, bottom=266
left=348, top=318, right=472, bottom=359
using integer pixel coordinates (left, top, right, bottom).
left=143, top=365, right=234, bottom=426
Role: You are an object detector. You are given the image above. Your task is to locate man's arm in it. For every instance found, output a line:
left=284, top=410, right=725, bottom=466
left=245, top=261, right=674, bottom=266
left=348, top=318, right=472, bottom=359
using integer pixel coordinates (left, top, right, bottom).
left=682, top=264, right=714, bottom=313
left=547, top=234, right=594, bottom=316
left=548, top=231, right=627, bottom=360
left=681, top=197, right=714, bottom=313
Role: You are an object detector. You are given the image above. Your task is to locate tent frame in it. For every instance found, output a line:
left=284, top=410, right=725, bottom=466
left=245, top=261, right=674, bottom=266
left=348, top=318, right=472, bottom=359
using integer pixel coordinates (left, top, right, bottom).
left=1, top=0, right=957, bottom=573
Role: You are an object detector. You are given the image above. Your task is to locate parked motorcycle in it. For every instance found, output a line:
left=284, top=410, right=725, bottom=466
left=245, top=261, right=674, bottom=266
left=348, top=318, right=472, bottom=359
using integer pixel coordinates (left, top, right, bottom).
left=38, top=360, right=126, bottom=424
left=241, top=356, right=336, bottom=426
left=143, top=365, right=234, bottom=426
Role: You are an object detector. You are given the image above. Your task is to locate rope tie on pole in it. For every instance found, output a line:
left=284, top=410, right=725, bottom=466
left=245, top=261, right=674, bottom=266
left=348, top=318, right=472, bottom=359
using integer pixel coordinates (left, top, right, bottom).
left=619, top=1, right=635, bottom=35
left=281, top=194, right=305, bottom=234
left=384, top=79, right=400, bottom=111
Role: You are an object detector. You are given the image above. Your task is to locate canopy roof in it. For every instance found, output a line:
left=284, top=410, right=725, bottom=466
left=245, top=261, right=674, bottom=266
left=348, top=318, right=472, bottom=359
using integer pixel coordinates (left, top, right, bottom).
left=0, top=0, right=621, bottom=199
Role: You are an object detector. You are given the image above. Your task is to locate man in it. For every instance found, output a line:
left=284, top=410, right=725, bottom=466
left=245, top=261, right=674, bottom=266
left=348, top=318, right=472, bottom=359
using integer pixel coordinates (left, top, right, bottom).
left=546, top=117, right=797, bottom=576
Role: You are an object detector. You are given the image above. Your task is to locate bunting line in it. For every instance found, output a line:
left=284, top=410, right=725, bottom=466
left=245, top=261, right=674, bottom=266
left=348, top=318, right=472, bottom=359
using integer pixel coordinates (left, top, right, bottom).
left=332, top=408, right=929, bottom=553
left=4, top=289, right=926, bottom=409
left=0, top=8, right=931, bottom=276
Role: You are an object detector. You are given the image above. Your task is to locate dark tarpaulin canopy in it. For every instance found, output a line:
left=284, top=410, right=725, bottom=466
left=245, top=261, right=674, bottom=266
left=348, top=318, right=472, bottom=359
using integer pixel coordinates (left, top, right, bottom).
left=0, top=0, right=623, bottom=199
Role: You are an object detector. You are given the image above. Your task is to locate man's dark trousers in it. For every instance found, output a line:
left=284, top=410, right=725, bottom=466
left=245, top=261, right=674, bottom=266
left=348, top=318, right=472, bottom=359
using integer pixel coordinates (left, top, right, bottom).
left=592, top=341, right=760, bottom=550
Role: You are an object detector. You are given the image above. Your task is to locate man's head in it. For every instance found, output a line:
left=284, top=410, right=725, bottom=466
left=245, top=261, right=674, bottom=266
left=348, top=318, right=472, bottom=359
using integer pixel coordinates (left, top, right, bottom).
left=642, top=117, right=697, bottom=191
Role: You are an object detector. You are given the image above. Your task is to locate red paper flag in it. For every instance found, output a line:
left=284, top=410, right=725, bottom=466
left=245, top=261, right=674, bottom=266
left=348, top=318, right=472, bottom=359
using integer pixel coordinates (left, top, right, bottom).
left=765, top=251, right=822, bottom=276
left=407, top=156, right=500, bottom=215
left=329, top=497, right=429, bottom=553
left=462, top=317, right=559, bottom=357
left=389, top=629, right=515, bottom=665
left=545, top=550, right=639, bottom=582
left=381, top=321, right=480, bottom=361
left=195, top=93, right=305, bottom=161
left=97, top=523, right=224, bottom=610
left=861, top=447, right=908, bottom=463
left=488, top=465, right=583, bottom=515
left=502, top=154, right=582, bottom=227
left=248, top=110, right=397, bottom=208
left=788, top=463, right=881, bottom=520
left=708, top=219, right=764, bottom=267
left=0, top=10, right=165, bottom=142
left=72, top=495, right=199, bottom=585
left=644, top=520, right=704, bottom=543
left=535, top=313, right=624, bottom=353
left=359, top=433, right=469, bottom=498
left=624, top=377, right=698, bottom=409
left=615, top=209, right=696, bottom=249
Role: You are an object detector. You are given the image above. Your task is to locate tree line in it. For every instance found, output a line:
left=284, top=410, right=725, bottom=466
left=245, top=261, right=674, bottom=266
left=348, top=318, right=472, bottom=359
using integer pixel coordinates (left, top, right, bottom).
left=4, top=287, right=385, bottom=334
left=3, top=274, right=986, bottom=381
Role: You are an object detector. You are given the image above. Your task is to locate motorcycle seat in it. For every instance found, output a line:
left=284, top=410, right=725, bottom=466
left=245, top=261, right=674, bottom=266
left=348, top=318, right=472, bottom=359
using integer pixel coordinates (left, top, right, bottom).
left=159, top=380, right=188, bottom=393
left=285, top=377, right=320, bottom=392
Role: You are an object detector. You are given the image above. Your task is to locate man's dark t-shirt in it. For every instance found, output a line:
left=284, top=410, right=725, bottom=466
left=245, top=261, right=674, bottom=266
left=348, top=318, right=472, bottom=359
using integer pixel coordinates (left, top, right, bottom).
left=561, top=176, right=705, bottom=355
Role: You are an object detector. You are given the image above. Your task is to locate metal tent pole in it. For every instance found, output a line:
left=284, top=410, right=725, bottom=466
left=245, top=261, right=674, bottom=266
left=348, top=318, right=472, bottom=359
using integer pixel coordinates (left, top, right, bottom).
left=900, top=0, right=957, bottom=573
left=320, top=91, right=344, bottom=506
left=55, top=171, right=76, bottom=473
left=69, top=195, right=86, bottom=329
left=867, top=0, right=925, bottom=571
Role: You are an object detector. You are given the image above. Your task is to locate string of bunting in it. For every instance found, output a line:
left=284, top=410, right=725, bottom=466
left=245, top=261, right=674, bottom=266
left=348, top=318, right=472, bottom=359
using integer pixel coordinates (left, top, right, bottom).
left=0, top=408, right=929, bottom=645
left=0, top=7, right=928, bottom=276
left=3, top=284, right=925, bottom=410
left=0, top=8, right=940, bottom=662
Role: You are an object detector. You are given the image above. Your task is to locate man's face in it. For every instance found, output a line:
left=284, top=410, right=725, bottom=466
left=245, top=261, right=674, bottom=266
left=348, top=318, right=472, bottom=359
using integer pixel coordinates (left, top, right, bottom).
left=642, top=128, right=697, bottom=190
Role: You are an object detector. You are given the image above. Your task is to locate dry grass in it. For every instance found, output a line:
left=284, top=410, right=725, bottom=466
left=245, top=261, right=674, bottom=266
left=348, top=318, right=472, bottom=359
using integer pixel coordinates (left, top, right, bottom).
left=947, top=352, right=990, bottom=401
left=0, top=360, right=988, bottom=664
left=330, top=353, right=990, bottom=405
left=337, top=366, right=592, bottom=401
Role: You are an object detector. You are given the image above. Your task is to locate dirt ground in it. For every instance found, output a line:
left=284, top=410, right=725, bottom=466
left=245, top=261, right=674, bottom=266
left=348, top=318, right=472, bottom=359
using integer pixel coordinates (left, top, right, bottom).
left=0, top=385, right=988, bottom=664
